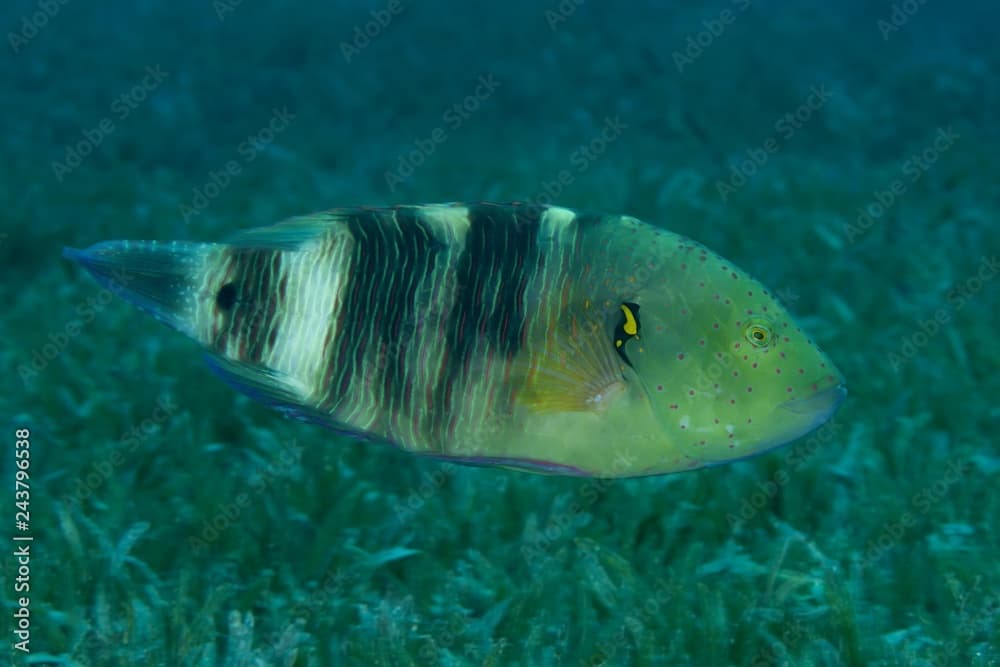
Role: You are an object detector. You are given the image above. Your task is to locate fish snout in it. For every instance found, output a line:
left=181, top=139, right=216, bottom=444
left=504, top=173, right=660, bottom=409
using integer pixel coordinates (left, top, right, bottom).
left=778, top=382, right=847, bottom=417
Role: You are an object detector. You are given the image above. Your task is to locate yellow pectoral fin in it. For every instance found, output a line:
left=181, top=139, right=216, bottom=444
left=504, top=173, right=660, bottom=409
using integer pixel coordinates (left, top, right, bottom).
left=518, top=374, right=627, bottom=413
left=515, top=307, right=627, bottom=414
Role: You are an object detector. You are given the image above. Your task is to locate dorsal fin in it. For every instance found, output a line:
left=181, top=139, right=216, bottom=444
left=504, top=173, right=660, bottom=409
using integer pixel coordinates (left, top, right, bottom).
left=224, top=212, right=346, bottom=250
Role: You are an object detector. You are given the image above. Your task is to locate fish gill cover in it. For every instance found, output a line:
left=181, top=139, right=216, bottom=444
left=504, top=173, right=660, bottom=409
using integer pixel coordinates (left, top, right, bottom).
left=2, top=0, right=999, bottom=665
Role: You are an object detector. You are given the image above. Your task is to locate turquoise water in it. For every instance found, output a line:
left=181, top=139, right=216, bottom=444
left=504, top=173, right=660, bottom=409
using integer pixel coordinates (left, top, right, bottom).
left=3, top=0, right=998, bottom=665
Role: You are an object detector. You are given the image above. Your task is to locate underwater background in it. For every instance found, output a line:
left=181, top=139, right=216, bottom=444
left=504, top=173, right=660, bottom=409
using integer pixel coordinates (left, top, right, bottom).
left=3, top=0, right=999, bottom=665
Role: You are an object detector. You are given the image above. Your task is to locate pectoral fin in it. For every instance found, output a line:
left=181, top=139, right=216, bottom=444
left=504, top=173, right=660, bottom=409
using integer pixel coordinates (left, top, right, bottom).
left=514, top=304, right=627, bottom=413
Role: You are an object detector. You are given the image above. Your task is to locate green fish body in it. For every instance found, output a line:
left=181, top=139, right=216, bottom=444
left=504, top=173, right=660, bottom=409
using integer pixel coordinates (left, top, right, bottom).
left=65, top=202, right=845, bottom=477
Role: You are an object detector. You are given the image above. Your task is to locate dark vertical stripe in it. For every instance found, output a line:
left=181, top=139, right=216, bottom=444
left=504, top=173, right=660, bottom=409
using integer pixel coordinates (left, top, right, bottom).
left=441, top=203, right=543, bottom=391
left=212, top=249, right=282, bottom=363
left=330, top=208, right=441, bottom=415
left=380, top=209, right=438, bottom=412
left=246, top=250, right=281, bottom=362
left=329, top=210, right=380, bottom=407
left=571, top=211, right=604, bottom=230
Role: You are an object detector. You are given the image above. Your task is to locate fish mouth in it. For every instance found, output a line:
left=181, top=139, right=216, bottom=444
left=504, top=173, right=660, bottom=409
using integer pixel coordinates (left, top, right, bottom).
left=737, top=382, right=847, bottom=457
left=691, top=382, right=847, bottom=467
left=779, top=383, right=848, bottom=417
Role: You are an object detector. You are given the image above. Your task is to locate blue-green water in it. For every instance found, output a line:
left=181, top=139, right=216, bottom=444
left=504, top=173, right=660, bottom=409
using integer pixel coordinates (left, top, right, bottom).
left=2, top=1, right=998, bottom=665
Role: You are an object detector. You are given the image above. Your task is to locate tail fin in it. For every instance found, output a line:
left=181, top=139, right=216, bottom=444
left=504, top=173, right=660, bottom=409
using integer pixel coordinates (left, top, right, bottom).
left=62, top=240, right=213, bottom=336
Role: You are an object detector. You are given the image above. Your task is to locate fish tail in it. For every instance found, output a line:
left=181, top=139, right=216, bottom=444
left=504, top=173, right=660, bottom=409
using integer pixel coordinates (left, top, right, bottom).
left=62, top=240, right=215, bottom=335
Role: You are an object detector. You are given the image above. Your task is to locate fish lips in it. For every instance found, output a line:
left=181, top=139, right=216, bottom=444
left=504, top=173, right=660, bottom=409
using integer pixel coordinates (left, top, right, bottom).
left=779, top=382, right=848, bottom=417
left=686, top=382, right=848, bottom=468
left=769, top=382, right=848, bottom=445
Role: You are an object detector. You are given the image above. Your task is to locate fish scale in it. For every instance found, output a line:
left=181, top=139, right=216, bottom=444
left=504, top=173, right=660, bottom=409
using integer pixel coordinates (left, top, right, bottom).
left=64, top=202, right=846, bottom=477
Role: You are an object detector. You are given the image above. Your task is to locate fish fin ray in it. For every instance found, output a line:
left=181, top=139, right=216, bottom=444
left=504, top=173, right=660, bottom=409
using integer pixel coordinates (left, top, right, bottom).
left=62, top=241, right=212, bottom=336
left=514, top=303, right=626, bottom=413
left=202, top=353, right=372, bottom=440
left=419, top=452, right=591, bottom=476
left=224, top=212, right=345, bottom=250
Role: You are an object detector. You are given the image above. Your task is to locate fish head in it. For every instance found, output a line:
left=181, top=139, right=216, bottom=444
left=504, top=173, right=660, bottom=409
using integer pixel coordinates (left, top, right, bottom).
left=619, top=236, right=846, bottom=469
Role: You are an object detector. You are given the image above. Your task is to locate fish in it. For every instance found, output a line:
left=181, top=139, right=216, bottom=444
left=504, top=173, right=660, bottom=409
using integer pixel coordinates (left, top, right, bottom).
left=63, top=202, right=846, bottom=477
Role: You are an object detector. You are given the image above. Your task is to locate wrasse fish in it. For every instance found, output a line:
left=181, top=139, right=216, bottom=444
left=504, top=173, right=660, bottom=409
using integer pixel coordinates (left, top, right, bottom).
left=64, top=202, right=846, bottom=477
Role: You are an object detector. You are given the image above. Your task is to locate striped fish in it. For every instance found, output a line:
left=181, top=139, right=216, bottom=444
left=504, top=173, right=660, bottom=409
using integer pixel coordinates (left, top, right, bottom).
left=64, top=202, right=845, bottom=477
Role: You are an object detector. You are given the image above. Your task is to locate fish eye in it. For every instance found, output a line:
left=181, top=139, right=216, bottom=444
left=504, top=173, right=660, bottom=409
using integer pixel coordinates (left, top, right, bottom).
left=745, top=321, right=773, bottom=348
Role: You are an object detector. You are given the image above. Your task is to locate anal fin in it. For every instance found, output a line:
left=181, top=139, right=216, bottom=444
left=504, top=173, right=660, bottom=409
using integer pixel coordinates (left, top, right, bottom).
left=202, top=353, right=371, bottom=440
